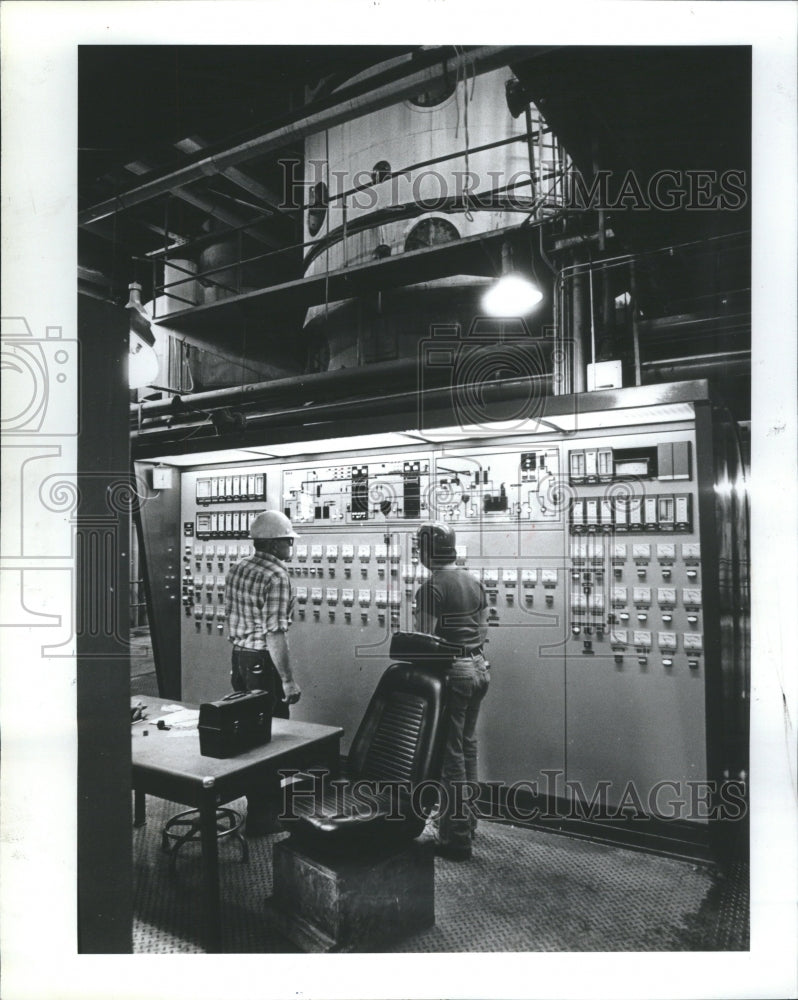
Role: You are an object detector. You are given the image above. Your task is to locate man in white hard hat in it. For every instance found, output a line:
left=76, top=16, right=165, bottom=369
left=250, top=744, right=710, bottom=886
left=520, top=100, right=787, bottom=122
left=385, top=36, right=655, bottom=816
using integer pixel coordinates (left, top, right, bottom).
left=224, top=509, right=301, bottom=834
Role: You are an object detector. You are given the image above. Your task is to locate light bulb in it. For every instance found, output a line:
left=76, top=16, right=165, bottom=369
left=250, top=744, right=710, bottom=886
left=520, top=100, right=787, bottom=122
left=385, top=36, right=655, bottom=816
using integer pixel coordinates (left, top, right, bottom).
left=482, top=274, right=543, bottom=317
left=128, top=335, right=160, bottom=388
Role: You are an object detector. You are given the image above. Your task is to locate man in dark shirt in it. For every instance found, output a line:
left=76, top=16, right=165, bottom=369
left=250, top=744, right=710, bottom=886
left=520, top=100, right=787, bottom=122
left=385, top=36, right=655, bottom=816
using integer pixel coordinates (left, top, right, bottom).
left=414, top=521, right=490, bottom=860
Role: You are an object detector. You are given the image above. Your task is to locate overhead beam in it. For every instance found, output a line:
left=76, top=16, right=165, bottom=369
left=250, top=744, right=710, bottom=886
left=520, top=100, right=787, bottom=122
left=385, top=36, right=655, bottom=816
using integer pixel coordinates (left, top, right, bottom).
left=79, top=46, right=532, bottom=227
left=175, top=137, right=290, bottom=219
left=153, top=222, right=525, bottom=342
left=125, top=161, right=282, bottom=250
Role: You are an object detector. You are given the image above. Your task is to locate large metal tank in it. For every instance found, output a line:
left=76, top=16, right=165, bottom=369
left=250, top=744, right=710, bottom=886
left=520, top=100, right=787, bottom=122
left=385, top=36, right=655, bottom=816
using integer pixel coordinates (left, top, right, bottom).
left=302, top=59, right=559, bottom=371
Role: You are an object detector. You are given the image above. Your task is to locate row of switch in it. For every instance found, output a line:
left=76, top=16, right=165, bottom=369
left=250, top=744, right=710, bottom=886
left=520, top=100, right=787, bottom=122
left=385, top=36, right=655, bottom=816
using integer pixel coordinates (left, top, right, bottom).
left=572, top=623, right=703, bottom=669
left=569, top=494, right=692, bottom=533
left=572, top=543, right=700, bottom=584
left=195, top=510, right=265, bottom=538
left=571, top=587, right=703, bottom=612
left=185, top=543, right=253, bottom=571
left=195, top=473, right=266, bottom=504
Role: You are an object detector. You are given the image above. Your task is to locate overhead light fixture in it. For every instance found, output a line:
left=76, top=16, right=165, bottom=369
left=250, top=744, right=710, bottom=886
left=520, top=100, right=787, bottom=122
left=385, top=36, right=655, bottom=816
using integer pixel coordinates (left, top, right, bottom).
left=481, top=242, right=544, bottom=317
left=504, top=77, right=531, bottom=119
left=126, top=282, right=160, bottom=389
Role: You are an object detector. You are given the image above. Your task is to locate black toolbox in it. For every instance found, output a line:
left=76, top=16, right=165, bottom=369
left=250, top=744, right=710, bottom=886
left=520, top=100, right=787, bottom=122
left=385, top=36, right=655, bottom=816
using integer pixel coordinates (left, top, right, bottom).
left=198, top=690, right=272, bottom=758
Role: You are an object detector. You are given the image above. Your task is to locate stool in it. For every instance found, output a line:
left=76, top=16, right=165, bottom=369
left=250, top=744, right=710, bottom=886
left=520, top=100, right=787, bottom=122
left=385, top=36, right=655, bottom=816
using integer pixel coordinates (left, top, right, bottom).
left=161, top=807, right=249, bottom=873
left=268, top=837, right=434, bottom=952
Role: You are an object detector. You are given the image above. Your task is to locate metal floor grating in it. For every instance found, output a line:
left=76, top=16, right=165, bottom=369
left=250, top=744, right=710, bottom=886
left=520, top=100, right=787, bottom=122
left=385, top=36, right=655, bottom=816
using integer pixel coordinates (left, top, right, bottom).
left=132, top=795, right=749, bottom=953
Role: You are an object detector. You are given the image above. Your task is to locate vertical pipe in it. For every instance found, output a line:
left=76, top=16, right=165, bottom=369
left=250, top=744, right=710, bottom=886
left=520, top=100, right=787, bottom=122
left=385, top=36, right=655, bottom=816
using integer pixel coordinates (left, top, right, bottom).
left=630, top=260, right=642, bottom=386
left=342, top=194, right=348, bottom=268
left=552, top=270, right=562, bottom=395
left=524, top=106, right=536, bottom=197
left=571, top=264, right=586, bottom=394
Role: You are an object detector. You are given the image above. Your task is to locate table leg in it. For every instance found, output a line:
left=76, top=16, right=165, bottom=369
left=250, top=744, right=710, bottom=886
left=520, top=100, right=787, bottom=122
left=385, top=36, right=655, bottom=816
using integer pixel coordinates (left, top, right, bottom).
left=133, top=789, right=146, bottom=827
left=199, top=791, right=222, bottom=952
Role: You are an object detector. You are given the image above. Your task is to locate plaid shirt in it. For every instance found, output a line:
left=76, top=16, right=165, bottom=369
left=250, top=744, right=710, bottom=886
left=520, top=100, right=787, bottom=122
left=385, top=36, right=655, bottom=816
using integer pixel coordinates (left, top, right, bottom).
left=225, top=551, right=294, bottom=649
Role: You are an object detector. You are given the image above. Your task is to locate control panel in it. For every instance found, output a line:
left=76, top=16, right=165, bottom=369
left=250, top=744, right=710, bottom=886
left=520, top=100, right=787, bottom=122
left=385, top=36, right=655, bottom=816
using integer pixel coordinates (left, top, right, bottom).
left=175, top=422, right=715, bottom=815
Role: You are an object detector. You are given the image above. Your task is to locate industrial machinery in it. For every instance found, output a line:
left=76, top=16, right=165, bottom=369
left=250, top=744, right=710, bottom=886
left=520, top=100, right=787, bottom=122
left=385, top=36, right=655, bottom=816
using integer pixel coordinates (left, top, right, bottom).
left=139, top=379, right=748, bottom=855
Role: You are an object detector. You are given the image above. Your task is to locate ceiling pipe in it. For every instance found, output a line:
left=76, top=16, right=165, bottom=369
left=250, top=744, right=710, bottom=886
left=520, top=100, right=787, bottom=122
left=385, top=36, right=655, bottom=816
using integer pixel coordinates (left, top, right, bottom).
left=640, top=353, right=750, bottom=381
left=131, top=357, right=422, bottom=419
left=80, top=46, right=536, bottom=228
left=131, top=372, right=554, bottom=446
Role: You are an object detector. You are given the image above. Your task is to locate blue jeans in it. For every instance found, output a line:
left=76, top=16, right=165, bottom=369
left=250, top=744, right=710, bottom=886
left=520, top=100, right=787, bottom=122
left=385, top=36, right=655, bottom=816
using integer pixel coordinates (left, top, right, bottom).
left=230, top=646, right=288, bottom=720
left=439, top=654, right=490, bottom=849
left=230, top=647, right=286, bottom=826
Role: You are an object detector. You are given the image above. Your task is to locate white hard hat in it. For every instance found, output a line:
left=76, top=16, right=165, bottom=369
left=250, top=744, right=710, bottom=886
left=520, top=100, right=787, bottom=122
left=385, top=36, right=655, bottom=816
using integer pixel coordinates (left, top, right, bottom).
left=250, top=510, right=299, bottom=540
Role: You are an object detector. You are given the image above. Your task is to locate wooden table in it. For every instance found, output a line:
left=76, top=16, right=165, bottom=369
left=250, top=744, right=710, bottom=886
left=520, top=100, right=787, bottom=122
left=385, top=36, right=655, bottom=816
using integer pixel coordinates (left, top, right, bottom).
left=131, top=696, right=342, bottom=952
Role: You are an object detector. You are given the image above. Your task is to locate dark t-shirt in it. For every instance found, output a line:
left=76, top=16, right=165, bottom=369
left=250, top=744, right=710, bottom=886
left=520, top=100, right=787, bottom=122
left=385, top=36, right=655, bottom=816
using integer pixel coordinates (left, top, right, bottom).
left=414, top=565, right=488, bottom=650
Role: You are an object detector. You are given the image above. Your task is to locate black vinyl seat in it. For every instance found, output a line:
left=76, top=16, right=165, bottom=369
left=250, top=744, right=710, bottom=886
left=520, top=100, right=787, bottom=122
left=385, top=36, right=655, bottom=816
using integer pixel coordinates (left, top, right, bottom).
left=284, top=662, right=448, bottom=852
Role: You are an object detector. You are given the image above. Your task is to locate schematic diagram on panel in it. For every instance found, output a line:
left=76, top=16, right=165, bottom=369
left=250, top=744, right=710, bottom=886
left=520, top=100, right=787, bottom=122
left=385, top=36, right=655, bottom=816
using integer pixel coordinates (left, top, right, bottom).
left=282, top=457, right=432, bottom=525
left=430, top=447, right=562, bottom=523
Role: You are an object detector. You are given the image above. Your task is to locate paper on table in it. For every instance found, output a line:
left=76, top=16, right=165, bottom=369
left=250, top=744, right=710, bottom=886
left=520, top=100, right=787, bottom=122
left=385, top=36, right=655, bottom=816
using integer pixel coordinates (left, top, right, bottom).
left=161, top=709, right=200, bottom=729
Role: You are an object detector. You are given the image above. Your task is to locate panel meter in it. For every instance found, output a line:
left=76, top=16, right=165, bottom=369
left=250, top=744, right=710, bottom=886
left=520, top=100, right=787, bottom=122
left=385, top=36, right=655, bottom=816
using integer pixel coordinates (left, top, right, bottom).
left=682, top=543, right=701, bottom=563
left=541, top=570, right=557, bottom=588
left=657, top=543, right=676, bottom=578
left=643, top=496, right=658, bottom=529
left=612, top=587, right=628, bottom=608
left=326, top=588, right=338, bottom=605
left=326, top=545, right=338, bottom=562
left=311, top=545, right=323, bottom=563
left=633, top=587, right=651, bottom=607
left=682, top=588, right=702, bottom=609
left=611, top=628, right=628, bottom=648
left=571, top=539, right=588, bottom=566
left=342, top=545, right=354, bottom=563
left=656, top=586, right=675, bottom=606
left=599, top=498, right=614, bottom=531
left=633, top=630, right=652, bottom=649
left=674, top=495, right=693, bottom=531
left=683, top=632, right=703, bottom=653
left=521, top=569, right=537, bottom=587
left=657, top=496, right=676, bottom=531
left=658, top=632, right=677, bottom=651
left=632, top=544, right=651, bottom=563
left=296, top=545, right=308, bottom=563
